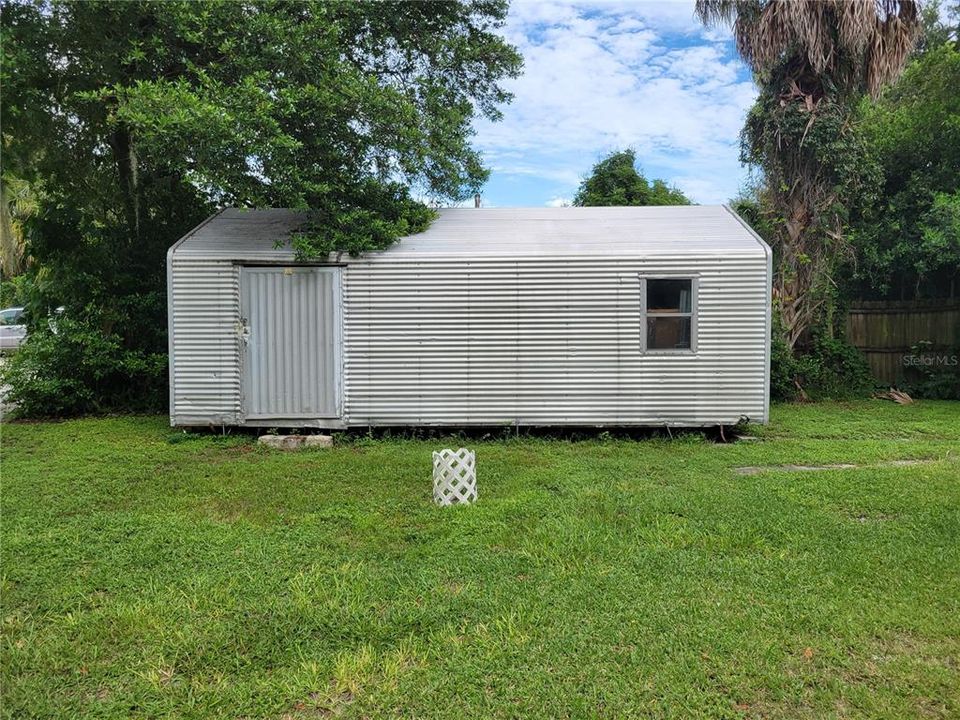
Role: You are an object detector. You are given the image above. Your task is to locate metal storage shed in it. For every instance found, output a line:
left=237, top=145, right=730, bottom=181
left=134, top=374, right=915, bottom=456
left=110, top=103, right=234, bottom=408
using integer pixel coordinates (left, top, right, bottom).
left=167, top=206, right=771, bottom=429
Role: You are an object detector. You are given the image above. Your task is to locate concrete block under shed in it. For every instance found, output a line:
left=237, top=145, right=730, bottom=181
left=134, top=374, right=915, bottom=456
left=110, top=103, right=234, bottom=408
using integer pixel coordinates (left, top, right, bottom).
left=258, top=434, right=333, bottom=450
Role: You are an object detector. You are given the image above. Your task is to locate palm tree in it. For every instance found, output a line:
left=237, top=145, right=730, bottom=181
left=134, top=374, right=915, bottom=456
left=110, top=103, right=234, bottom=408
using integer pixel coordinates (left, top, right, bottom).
left=696, top=0, right=921, bottom=348
left=0, top=174, right=39, bottom=279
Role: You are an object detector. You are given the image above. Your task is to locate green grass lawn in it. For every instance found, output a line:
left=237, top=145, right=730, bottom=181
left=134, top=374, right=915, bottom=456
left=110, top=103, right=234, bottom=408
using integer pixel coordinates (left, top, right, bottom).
left=2, top=402, right=959, bottom=719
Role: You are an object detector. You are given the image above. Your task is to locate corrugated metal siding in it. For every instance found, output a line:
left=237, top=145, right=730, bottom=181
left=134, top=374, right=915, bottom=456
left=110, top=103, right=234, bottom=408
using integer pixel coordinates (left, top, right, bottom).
left=241, top=267, right=340, bottom=418
left=169, top=258, right=241, bottom=424
left=169, top=206, right=770, bottom=428
left=343, top=255, right=768, bottom=426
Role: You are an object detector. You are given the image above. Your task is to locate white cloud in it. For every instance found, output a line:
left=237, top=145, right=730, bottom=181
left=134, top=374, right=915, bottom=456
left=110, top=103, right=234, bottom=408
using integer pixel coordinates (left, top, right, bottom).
left=475, top=0, right=756, bottom=205
left=545, top=196, right=572, bottom=207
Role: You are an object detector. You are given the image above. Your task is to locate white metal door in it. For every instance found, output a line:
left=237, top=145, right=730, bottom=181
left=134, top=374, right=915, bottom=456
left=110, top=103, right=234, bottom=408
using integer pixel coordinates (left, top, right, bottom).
left=241, top=266, right=340, bottom=419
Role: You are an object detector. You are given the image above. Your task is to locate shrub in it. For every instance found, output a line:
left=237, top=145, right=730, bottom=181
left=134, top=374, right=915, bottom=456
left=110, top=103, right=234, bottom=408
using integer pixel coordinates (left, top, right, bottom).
left=770, top=333, right=801, bottom=401
left=901, top=342, right=960, bottom=400
left=0, top=275, right=31, bottom=308
left=0, top=315, right=167, bottom=417
left=771, top=333, right=875, bottom=401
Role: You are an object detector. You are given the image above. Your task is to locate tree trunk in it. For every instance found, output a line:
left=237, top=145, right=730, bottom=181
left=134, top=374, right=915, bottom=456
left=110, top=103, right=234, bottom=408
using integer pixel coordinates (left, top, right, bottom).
left=109, top=127, right=141, bottom=241
left=773, top=215, right=842, bottom=350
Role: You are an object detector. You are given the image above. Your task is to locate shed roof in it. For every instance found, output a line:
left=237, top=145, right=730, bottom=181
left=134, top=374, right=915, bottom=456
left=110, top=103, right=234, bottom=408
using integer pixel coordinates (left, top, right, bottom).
left=171, top=205, right=768, bottom=261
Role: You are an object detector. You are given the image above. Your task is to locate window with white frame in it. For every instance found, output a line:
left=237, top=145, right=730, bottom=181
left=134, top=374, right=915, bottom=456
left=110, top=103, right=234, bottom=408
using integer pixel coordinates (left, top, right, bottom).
left=641, top=277, right=696, bottom=351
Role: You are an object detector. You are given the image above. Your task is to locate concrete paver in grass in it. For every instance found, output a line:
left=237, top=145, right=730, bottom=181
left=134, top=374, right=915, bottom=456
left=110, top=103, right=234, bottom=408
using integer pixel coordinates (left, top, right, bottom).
left=735, top=457, right=942, bottom=475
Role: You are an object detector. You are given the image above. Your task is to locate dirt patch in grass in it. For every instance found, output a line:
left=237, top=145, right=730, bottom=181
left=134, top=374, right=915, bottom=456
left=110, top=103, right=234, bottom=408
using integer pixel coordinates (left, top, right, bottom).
left=285, top=686, right=355, bottom=718
left=846, top=511, right=900, bottom=523
left=191, top=443, right=258, bottom=465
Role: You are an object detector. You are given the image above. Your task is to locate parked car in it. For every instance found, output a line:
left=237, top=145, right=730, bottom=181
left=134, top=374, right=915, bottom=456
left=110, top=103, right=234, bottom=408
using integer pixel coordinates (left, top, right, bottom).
left=0, top=306, right=27, bottom=353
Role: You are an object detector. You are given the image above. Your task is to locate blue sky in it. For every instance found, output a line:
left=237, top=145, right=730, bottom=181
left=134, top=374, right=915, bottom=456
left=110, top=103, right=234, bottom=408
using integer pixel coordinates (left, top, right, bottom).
left=471, top=0, right=757, bottom=207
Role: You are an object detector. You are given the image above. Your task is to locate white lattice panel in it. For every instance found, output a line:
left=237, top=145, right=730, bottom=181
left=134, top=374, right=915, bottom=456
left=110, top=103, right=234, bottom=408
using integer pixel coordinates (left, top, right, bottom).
left=432, top=448, right=477, bottom=506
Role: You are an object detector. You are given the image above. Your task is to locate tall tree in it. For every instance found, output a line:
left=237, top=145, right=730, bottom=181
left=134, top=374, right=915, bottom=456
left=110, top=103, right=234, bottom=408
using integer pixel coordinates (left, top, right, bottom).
left=913, top=0, right=958, bottom=53
left=847, top=42, right=960, bottom=299
left=696, top=0, right=921, bottom=348
left=573, top=150, right=691, bottom=207
left=0, top=0, right=521, bottom=414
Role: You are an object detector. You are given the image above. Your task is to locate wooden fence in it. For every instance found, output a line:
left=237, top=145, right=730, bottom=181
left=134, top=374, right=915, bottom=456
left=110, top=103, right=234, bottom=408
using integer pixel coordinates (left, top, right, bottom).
left=845, top=299, right=960, bottom=385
